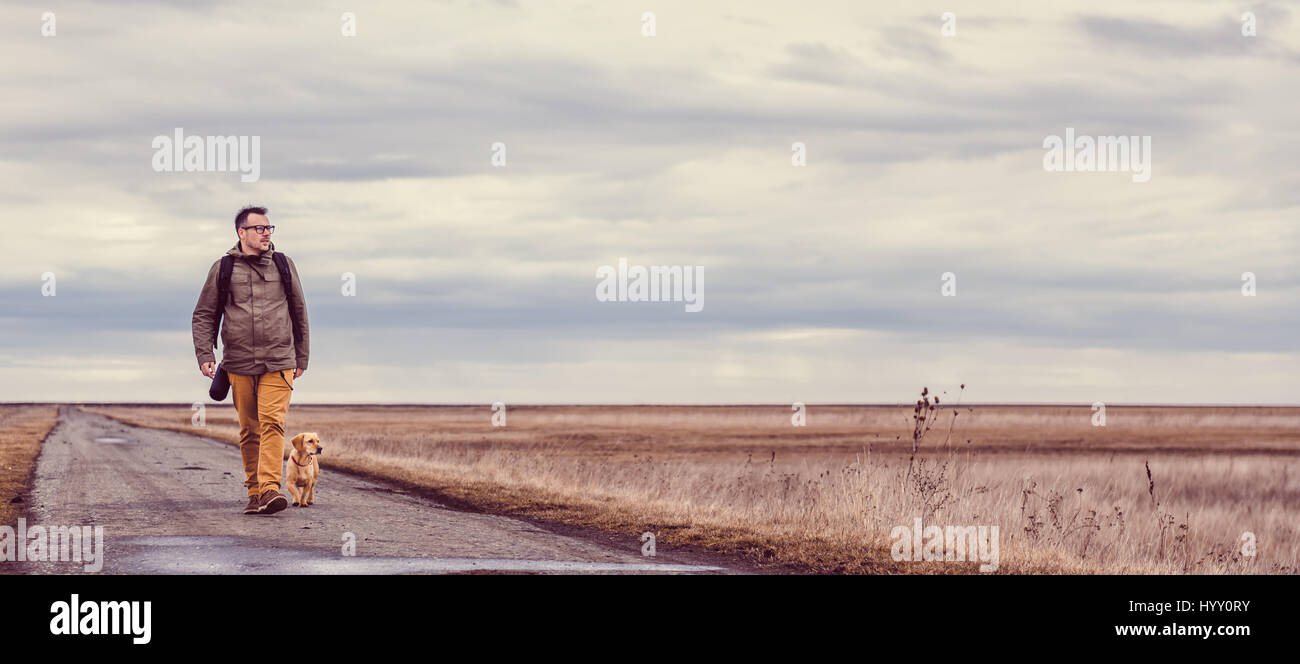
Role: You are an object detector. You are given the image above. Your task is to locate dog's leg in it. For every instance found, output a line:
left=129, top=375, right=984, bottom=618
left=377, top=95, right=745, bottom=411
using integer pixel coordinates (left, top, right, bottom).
left=306, top=480, right=314, bottom=505
left=287, top=482, right=300, bottom=506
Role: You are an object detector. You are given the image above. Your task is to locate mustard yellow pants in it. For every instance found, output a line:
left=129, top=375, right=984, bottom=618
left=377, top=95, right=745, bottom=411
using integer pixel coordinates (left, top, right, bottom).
left=228, top=369, right=294, bottom=497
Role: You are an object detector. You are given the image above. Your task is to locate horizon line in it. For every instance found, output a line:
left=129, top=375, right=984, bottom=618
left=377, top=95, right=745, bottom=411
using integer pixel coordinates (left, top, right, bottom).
left=9, top=401, right=1300, bottom=408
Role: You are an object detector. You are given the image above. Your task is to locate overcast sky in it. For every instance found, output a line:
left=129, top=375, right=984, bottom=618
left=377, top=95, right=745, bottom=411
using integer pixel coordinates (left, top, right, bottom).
left=1, top=0, right=1296, bottom=404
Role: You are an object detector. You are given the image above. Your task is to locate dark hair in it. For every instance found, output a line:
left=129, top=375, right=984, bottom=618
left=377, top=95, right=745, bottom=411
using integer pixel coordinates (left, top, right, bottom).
left=234, top=205, right=268, bottom=231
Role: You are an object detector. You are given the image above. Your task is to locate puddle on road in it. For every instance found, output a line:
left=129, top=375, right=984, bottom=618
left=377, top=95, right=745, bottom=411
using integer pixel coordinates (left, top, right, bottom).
left=128, top=536, right=242, bottom=547
left=93, top=437, right=131, bottom=444
left=114, top=536, right=723, bottom=574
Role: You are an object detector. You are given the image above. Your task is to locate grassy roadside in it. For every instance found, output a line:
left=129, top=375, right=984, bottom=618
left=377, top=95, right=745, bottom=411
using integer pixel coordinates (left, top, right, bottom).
left=77, top=404, right=1293, bottom=575
left=78, top=405, right=916, bottom=573
left=0, top=405, right=60, bottom=527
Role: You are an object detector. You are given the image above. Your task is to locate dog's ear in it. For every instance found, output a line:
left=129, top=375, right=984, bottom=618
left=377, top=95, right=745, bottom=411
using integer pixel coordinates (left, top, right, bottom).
left=290, top=433, right=305, bottom=450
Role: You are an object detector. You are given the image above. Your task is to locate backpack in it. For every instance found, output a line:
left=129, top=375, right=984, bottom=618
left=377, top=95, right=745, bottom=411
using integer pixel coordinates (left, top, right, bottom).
left=208, top=252, right=303, bottom=350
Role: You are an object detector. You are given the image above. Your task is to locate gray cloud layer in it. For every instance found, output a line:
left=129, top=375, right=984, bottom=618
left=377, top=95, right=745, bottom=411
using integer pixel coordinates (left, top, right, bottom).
left=1, top=0, right=1296, bottom=403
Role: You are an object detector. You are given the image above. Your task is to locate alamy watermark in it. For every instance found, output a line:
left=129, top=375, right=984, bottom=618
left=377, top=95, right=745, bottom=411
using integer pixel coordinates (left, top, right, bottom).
left=50, top=594, right=150, bottom=645
left=595, top=258, right=704, bottom=312
left=641, top=531, right=656, bottom=556
left=152, top=128, right=261, bottom=182
left=891, top=517, right=1000, bottom=572
left=1043, top=128, right=1151, bottom=183
left=1, top=518, right=104, bottom=572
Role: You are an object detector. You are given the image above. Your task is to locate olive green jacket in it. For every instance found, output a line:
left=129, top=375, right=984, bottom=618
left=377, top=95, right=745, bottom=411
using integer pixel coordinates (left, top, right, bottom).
left=191, top=241, right=310, bottom=375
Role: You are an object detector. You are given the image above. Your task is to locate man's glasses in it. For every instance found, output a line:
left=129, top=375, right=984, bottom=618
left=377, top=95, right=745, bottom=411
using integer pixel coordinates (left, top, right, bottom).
left=241, top=225, right=275, bottom=235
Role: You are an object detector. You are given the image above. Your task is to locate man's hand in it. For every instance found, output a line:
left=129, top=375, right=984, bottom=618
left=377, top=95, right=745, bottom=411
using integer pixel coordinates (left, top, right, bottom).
left=294, top=368, right=304, bottom=379
left=200, top=362, right=216, bottom=378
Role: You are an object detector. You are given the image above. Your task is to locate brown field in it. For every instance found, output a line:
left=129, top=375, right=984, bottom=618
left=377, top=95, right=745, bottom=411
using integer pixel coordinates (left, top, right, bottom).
left=78, top=403, right=1300, bottom=574
left=0, top=405, right=60, bottom=527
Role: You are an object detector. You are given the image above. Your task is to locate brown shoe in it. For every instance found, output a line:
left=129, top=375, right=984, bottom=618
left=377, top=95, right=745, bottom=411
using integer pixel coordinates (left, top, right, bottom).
left=243, top=495, right=260, bottom=515
left=256, top=490, right=289, bottom=515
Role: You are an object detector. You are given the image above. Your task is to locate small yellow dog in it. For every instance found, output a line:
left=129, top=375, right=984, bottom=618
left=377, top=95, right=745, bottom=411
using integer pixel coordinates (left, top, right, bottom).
left=287, top=433, right=323, bottom=507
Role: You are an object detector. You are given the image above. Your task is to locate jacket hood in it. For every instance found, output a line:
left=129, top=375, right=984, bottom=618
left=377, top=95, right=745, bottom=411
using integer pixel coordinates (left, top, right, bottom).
left=228, top=240, right=276, bottom=264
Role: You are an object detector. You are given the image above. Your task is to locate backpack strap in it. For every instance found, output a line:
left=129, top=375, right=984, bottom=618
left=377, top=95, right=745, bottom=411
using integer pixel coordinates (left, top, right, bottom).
left=212, top=255, right=234, bottom=350
left=213, top=253, right=303, bottom=350
left=272, top=252, right=304, bottom=345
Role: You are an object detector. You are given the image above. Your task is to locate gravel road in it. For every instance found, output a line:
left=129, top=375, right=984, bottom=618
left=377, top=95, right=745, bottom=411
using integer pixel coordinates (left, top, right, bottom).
left=13, top=407, right=725, bottom=574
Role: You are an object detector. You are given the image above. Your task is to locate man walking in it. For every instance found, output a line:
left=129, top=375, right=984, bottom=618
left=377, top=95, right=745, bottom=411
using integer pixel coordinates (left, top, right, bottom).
left=192, top=206, right=310, bottom=515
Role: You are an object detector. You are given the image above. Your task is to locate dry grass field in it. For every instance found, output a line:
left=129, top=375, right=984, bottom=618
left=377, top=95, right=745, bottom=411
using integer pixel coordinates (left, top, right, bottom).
left=79, top=402, right=1300, bottom=574
left=0, top=405, right=60, bottom=527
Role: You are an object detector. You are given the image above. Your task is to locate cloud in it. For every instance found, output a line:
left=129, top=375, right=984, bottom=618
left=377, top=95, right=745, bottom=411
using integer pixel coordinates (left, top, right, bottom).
left=1077, top=10, right=1296, bottom=59
left=875, top=26, right=954, bottom=64
left=0, top=0, right=1297, bottom=402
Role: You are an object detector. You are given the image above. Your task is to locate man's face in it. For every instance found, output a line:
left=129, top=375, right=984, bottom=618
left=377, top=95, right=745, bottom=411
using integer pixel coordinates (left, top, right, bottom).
left=237, top=213, right=272, bottom=254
